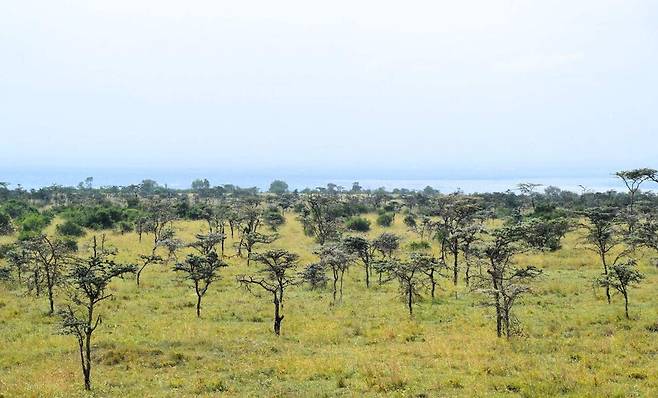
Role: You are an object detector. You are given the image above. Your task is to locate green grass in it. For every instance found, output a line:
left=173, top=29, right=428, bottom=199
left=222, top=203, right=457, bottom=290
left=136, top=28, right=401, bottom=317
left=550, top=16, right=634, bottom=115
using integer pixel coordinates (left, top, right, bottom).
left=1, top=214, right=657, bottom=397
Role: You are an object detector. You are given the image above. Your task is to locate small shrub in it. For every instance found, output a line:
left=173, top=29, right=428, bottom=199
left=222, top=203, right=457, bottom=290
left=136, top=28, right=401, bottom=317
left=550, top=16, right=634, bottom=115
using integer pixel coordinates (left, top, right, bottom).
left=346, top=216, right=371, bottom=232
left=57, top=220, right=85, bottom=237
left=408, top=241, right=431, bottom=251
left=377, top=213, right=394, bottom=227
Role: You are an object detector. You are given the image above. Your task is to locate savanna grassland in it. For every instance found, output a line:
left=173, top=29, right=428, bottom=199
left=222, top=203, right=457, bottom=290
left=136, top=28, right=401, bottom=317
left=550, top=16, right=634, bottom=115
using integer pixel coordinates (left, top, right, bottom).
left=1, top=212, right=657, bottom=397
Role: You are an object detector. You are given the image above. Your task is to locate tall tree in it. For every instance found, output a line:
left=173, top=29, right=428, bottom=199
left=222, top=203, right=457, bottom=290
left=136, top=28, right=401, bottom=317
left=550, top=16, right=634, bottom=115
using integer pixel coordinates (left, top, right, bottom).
left=614, top=168, right=656, bottom=213
left=237, top=249, right=300, bottom=335
left=58, top=236, right=135, bottom=390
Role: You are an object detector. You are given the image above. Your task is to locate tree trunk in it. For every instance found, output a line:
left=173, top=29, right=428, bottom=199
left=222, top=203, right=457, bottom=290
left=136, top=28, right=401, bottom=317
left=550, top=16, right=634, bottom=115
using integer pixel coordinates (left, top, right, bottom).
left=273, top=295, right=284, bottom=335
left=623, top=291, right=629, bottom=319
left=364, top=262, right=370, bottom=288
left=407, top=286, right=413, bottom=316
left=601, top=253, right=611, bottom=304
left=430, top=274, right=436, bottom=299
left=47, top=285, right=54, bottom=315
left=339, top=271, right=344, bottom=302
left=453, top=250, right=458, bottom=286
left=196, top=294, right=202, bottom=318
left=84, top=332, right=92, bottom=390
left=332, top=272, right=338, bottom=303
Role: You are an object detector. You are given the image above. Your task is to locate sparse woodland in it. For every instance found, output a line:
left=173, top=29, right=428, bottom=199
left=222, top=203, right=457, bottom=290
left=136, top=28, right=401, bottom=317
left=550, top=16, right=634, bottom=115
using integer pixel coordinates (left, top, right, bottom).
left=0, top=171, right=657, bottom=396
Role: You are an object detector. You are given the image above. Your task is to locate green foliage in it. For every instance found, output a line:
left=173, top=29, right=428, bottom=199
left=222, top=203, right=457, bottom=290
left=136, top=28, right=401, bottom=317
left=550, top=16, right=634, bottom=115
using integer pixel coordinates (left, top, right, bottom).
left=59, top=204, right=141, bottom=230
left=56, top=220, right=86, bottom=237
left=268, top=180, right=289, bottom=195
left=377, top=212, right=395, bottom=227
left=0, top=210, right=12, bottom=235
left=1, top=199, right=38, bottom=220
left=264, top=207, right=286, bottom=231
left=346, top=216, right=371, bottom=232
left=407, top=240, right=431, bottom=251
left=18, top=212, right=53, bottom=240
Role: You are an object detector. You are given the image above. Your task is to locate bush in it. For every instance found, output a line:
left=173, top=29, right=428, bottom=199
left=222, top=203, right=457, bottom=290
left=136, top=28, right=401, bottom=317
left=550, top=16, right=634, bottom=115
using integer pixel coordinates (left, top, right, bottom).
left=0, top=210, right=12, bottom=235
left=377, top=213, right=394, bottom=227
left=264, top=207, right=285, bottom=231
left=18, top=212, right=53, bottom=240
left=408, top=241, right=431, bottom=251
left=57, top=220, right=85, bottom=237
left=346, top=216, right=371, bottom=232
left=118, top=221, right=134, bottom=234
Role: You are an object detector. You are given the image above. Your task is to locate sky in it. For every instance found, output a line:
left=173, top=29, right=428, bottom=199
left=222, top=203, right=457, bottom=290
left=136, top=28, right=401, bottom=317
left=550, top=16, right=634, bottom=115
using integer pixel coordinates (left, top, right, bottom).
left=1, top=0, right=657, bottom=185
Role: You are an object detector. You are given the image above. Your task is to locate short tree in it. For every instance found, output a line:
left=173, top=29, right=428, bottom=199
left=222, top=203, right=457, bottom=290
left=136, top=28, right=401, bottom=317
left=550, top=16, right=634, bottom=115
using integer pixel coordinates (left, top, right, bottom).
left=472, top=225, right=543, bottom=338
left=345, top=216, right=371, bottom=232
left=59, top=236, right=135, bottom=390
left=376, top=212, right=395, bottom=227
left=315, top=243, right=354, bottom=303
left=269, top=180, right=289, bottom=195
left=173, top=234, right=227, bottom=317
left=343, top=236, right=376, bottom=288
left=23, top=235, right=74, bottom=314
left=240, top=231, right=277, bottom=265
left=299, top=194, right=342, bottom=245
left=581, top=207, right=631, bottom=304
left=598, top=259, right=644, bottom=319
left=387, top=253, right=436, bottom=316
left=237, top=249, right=300, bottom=335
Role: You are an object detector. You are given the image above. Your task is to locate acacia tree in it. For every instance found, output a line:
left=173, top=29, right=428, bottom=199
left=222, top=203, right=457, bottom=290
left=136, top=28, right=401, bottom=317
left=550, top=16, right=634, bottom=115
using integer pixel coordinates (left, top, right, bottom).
left=314, top=243, right=354, bottom=304
left=23, top=235, right=74, bottom=314
left=241, top=232, right=277, bottom=265
left=385, top=253, right=435, bottom=316
left=634, top=214, right=658, bottom=256
left=517, top=182, right=543, bottom=212
left=343, top=236, right=377, bottom=288
left=173, top=234, right=227, bottom=317
left=472, top=225, right=543, bottom=338
left=615, top=168, right=656, bottom=213
left=237, top=249, right=300, bottom=335
left=142, top=198, right=176, bottom=247
left=372, top=233, right=400, bottom=283
left=581, top=207, right=632, bottom=304
left=415, top=252, right=444, bottom=300
left=301, top=262, right=328, bottom=289
left=299, top=193, right=342, bottom=245
left=434, top=195, right=482, bottom=286
left=598, top=259, right=644, bottom=319
left=5, top=242, right=32, bottom=287
left=59, top=236, right=135, bottom=390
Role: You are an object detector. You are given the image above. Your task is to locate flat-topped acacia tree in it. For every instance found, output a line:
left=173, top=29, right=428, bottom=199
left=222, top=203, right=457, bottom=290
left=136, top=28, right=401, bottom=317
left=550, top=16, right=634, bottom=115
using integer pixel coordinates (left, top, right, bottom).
left=598, top=259, right=644, bottom=319
left=581, top=207, right=632, bottom=304
left=343, top=236, right=376, bottom=288
left=472, top=224, right=543, bottom=338
left=58, top=236, right=135, bottom=391
left=237, top=249, right=300, bottom=335
left=23, top=235, right=75, bottom=314
left=173, top=233, right=227, bottom=317
left=311, top=242, right=354, bottom=304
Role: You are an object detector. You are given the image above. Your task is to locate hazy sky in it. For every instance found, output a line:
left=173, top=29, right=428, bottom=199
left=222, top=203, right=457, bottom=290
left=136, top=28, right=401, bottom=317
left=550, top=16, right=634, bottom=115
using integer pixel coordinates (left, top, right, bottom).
left=1, top=0, right=657, bottom=179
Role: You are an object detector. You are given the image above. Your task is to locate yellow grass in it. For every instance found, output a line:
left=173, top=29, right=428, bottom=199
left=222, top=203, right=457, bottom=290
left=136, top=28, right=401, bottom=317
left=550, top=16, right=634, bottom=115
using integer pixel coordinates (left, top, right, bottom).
left=0, top=214, right=657, bottom=397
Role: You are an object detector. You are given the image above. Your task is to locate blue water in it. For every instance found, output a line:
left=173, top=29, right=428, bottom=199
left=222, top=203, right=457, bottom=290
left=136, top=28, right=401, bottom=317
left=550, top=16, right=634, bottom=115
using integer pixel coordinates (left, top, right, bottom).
left=0, top=168, right=636, bottom=193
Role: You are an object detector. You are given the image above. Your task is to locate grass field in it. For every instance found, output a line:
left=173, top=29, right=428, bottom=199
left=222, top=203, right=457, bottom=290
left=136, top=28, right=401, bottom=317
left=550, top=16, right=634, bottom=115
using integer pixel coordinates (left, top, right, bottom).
left=1, top=214, right=657, bottom=397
